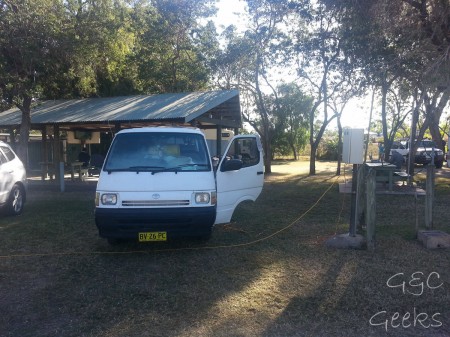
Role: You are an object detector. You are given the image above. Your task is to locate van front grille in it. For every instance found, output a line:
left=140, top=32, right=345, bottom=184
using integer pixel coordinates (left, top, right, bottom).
left=122, top=200, right=190, bottom=207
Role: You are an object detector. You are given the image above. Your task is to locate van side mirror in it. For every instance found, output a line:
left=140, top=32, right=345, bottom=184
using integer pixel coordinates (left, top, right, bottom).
left=220, top=159, right=243, bottom=172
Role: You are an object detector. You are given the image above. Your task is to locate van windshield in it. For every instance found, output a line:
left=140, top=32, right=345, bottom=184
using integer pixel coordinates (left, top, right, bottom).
left=104, top=132, right=211, bottom=173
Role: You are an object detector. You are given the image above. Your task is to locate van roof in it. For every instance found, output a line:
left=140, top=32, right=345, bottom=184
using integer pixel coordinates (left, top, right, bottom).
left=116, top=126, right=202, bottom=135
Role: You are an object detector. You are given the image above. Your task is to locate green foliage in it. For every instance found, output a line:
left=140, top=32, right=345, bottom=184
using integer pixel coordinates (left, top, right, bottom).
left=320, top=0, right=450, bottom=157
left=131, top=0, right=216, bottom=93
left=317, top=131, right=339, bottom=160
left=271, top=83, right=311, bottom=159
left=0, top=0, right=216, bottom=105
left=0, top=0, right=65, bottom=103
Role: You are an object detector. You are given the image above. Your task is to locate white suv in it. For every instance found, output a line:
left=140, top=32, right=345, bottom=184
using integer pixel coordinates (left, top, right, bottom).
left=0, top=141, right=27, bottom=215
left=390, top=139, right=444, bottom=168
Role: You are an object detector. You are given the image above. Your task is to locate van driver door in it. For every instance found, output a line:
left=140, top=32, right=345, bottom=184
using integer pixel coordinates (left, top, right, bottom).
left=215, top=135, right=264, bottom=225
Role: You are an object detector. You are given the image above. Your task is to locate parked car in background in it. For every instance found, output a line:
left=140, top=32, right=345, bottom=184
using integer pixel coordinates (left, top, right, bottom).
left=390, top=139, right=444, bottom=168
left=0, top=141, right=27, bottom=215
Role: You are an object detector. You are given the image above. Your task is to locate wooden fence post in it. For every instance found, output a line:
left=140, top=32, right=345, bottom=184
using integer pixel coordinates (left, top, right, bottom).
left=349, top=164, right=358, bottom=236
left=366, top=168, right=376, bottom=250
left=356, top=164, right=366, bottom=231
left=425, top=165, right=435, bottom=229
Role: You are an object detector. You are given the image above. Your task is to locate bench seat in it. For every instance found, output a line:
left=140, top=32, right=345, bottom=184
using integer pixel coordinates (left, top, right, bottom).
left=393, top=171, right=409, bottom=184
left=374, top=171, right=409, bottom=184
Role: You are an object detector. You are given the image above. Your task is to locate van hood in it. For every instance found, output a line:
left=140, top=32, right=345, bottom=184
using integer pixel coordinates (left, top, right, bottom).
left=96, top=171, right=215, bottom=192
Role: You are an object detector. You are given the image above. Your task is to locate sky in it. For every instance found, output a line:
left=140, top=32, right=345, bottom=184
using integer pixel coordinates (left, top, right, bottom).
left=215, top=0, right=248, bottom=34
left=213, top=0, right=371, bottom=130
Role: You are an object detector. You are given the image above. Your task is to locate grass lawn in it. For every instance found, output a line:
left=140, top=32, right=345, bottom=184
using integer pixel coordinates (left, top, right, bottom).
left=0, top=160, right=449, bottom=337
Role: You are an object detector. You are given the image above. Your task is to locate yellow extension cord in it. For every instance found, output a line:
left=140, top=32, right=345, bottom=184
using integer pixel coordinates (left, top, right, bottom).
left=0, top=175, right=342, bottom=259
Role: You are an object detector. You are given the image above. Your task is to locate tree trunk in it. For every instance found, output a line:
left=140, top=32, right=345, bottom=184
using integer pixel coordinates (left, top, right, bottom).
left=260, top=120, right=272, bottom=174
left=263, top=133, right=272, bottom=174
left=309, top=143, right=316, bottom=175
left=292, top=145, right=298, bottom=161
left=429, top=118, right=443, bottom=149
left=17, top=96, right=33, bottom=169
left=308, top=107, right=317, bottom=175
left=336, top=116, right=343, bottom=175
left=380, top=82, right=390, bottom=161
left=408, top=93, right=421, bottom=177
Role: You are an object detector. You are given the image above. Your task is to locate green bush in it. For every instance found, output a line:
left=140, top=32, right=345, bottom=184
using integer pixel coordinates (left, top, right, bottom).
left=317, top=137, right=339, bottom=160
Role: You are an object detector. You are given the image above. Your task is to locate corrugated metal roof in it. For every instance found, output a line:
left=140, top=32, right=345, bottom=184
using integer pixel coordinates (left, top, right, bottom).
left=0, top=90, right=240, bottom=127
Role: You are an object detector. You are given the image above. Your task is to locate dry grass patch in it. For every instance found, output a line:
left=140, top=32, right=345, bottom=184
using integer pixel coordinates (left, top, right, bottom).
left=0, top=160, right=448, bottom=337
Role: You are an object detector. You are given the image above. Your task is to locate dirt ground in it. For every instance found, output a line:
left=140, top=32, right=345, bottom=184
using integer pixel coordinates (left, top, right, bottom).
left=268, top=159, right=450, bottom=180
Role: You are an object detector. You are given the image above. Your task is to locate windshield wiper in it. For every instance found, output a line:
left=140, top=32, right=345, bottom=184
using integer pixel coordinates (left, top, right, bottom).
left=129, top=166, right=165, bottom=173
left=106, top=166, right=164, bottom=174
left=151, top=164, right=210, bottom=175
left=106, top=164, right=209, bottom=175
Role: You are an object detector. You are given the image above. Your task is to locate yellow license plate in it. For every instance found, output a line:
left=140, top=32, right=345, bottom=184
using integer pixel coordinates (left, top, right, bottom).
left=138, top=232, right=167, bottom=242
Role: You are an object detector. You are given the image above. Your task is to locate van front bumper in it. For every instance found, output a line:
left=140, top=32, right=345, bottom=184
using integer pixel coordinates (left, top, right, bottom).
left=95, top=206, right=216, bottom=240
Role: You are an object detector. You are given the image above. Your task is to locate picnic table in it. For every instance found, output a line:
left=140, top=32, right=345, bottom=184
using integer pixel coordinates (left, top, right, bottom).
left=71, top=161, right=88, bottom=181
left=365, top=162, right=408, bottom=192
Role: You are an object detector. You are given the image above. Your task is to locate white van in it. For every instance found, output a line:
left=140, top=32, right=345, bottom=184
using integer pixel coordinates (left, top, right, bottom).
left=95, top=127, right=264, bottom=243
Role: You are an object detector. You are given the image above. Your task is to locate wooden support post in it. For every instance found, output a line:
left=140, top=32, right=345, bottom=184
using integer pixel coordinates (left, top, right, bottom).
left=425, top=165, right=435, bottom=229
left=53, top=124, right=60, bottom=183
left=41, top=128, right=47, bottom=180
left=59, top=162, right=65, bottom=192
left=216, top=126, right=222, bottom=157
left=356, top=164, right=366, bottom=231
left=349, top=164, right=358, bottom=236
left=114, top=123, right=121, bottom=135
left=415, top=192, right=419, bottom=236
left=366, top=168, right=376, bottom=250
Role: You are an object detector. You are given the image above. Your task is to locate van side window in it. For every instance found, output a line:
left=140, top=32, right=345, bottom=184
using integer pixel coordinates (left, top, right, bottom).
left=225, top=138, right=260, bottom=168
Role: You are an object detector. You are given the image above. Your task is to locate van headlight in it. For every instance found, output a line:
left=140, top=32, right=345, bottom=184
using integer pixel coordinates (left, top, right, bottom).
left=194, top=192, right=210, bottom=204
left=101, top=193, right=118, bottom=205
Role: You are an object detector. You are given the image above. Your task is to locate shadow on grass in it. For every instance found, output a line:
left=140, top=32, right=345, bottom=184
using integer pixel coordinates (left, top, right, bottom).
left=1, top=164, right=448, bottom=337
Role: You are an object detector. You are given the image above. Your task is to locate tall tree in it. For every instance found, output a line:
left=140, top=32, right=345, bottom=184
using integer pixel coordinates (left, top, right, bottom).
left=273, top=83, right=310, bottom=160
left=0, top=0, right=216, bottom=165
left=133, top=0, right=216, bottom=93
left=210, top=0, right=292, bottom=173
left=63, top=0, right=138, bottom=97
left=0, top=0, right=137, bottom=162
left=322, top=0, right=450, bottom=162
left=293, top=1, right=347, bottom=175
left=0, top=0, right=66, bottom=161
left=328, top=80, right=361, bottom=174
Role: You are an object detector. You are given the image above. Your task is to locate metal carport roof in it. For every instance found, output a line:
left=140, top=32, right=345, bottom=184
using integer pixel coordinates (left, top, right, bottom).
left=0, top=90, right=241, bottom=131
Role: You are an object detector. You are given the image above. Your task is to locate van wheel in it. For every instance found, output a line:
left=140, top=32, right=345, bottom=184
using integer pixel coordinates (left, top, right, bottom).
left=8, top=184, right=25, bottom=215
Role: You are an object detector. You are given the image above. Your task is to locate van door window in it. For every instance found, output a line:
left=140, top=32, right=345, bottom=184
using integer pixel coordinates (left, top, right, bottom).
left=223, top=138, right=260, bottom=168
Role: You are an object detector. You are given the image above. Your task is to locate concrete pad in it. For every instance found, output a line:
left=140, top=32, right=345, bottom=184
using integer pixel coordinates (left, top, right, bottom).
left=325, top=233, right=366, bottom=250
left=417, top=230, right=450, bottom=249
